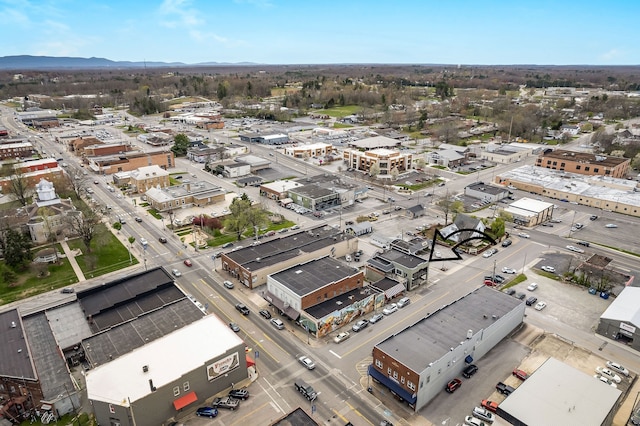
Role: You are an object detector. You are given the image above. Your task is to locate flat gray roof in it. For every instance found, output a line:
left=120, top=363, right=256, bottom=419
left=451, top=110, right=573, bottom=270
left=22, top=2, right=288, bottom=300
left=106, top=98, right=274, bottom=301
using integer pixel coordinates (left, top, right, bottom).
left=0, top=309, right=35, bottom=379
left=378, top=248, right=427, bottom=269
left=466, top=182, right=507, bottom=195
left=271, top=256, right=359, bottom=297
left=22, top=313, right=76, bottom=400
left=46, top=302, right=94, bottom=350
left=499, top=357, right=621, bottom=425
left=375, top=286, right=522, bottom=372
left=82, top=298, right=204, bottom=367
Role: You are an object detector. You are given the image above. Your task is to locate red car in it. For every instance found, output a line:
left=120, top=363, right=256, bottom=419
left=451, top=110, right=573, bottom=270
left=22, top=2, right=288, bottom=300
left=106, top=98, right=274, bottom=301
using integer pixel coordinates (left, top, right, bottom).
left=512, top=368, right=529, bottom=380
left=481, top=399, right=499, bottom=413
left=484, top=279, right=496, bottom=287
left=184, top=259, right=193, bottom=267
left=445, top=378, right=462, bottom=393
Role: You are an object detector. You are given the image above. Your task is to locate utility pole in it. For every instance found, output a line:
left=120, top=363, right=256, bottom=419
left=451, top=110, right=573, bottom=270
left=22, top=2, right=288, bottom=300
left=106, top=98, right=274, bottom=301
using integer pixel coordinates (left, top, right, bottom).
left=493, top=259, right=497, bottom=281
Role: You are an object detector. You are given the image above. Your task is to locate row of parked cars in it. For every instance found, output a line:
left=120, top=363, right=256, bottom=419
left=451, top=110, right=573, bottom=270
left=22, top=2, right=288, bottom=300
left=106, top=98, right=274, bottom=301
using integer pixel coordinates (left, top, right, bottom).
left=333, top=298, right=411, bottom=343
left=195, top=389, right=250, bottom=418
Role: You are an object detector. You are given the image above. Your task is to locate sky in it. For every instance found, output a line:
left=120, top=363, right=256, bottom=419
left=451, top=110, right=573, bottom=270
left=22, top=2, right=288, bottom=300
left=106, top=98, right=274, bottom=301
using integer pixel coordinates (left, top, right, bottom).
left=1, top=0, right=639, bottom=65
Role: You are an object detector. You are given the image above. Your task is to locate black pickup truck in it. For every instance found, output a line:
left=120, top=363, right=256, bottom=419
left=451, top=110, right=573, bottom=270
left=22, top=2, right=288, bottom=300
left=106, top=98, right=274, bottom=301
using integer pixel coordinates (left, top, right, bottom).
left=496, top=382, right=515, bottom=395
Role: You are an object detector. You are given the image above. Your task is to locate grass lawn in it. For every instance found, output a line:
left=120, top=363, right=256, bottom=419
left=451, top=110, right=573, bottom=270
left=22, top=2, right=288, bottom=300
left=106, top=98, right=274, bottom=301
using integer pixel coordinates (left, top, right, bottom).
left=67, top=223, right=139, bottom=279
left=0, top=244, right=79, bottom=305
left=311, top=105, right=361, bottom=118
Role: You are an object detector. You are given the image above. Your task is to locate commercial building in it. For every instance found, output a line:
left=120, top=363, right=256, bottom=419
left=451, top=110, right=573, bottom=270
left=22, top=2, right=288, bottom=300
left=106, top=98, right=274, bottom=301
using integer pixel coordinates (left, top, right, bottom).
left=366, top=248, right=429, bottom=291
left=369, top=286, right=524, bottom=410
left=464, top=182, right=509, bottom=202
left=498, top=357, right=621, bottom=426
left=263, top=256, right=377, bottom=338
left=113, top=165, right=170, bottom=193
left=87, top=149, right=174, bottom=175
left=220, top=225, right=357, bottom=289
left=495, top=165, right=640, bottom=217
left=342, top=147, right=413, bottom=176
left=535, top=149, right=630, bottom=178
left=284, top=142, right=333, bottom=159
left=144, top=181, right=226, bottom=212
left=597, top=287, right=640, bottom=351
left=503, top=197, right=554, bottom=227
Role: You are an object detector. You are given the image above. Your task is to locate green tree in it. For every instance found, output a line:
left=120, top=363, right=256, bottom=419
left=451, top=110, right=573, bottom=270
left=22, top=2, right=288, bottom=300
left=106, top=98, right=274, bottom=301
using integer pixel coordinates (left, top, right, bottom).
left=490, top=216, right=506, bottom=238
left=217, top=82, right=228, bottom=100
left=171, top=133, right=190, bottom=157
left=1, top=228, right=33, bottom=270
left=435, top=81, right=453, bottom=100
left=224, top=196, right=252, bottom=240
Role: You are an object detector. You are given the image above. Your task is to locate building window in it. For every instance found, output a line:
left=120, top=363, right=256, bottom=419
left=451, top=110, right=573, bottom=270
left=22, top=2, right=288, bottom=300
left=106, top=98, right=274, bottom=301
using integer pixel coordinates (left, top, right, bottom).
left=173, top=386, right=180, bottom=396
left=393, top=371, right=398, bottom=379
left=407, top=381, right=416, bottom=391
left=388, top=368, right=392, bottom=376
left=576, top=165, right=581, bottom=170
left=594, top=168, right=599, bottom=173
left=400, top=376, right=405, bottom=384
left=183, top=381, right=190, bottom=392
left=585, top=167, right=590, bottom=171
left=426, top=375, right=430, bottom=383
left=375, top=359, right=383, bottom=369
left=560, top=162, right=565, bottom=167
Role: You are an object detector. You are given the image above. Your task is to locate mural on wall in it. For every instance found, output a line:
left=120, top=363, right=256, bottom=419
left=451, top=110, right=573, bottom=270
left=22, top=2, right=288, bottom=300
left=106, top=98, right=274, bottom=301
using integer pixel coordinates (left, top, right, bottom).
left=207, top=352, right=240, bottom=381
left=316, top=292, right=384, bottom=338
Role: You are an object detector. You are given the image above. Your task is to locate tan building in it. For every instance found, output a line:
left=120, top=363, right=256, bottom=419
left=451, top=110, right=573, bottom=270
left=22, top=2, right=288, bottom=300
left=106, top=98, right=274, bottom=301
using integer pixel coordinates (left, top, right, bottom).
left=112, top=165, right=170, bottom=193
left=536, top=149, right=630, bottom=178
left=144, top=181, right=225, bottom=212
left=87, top=150, right=174, bottom=175
left=342, top=148, right=412, bottom=175
left=284, top=142, right=333, bottom=158
left=220, top=225, right=357, bottom=289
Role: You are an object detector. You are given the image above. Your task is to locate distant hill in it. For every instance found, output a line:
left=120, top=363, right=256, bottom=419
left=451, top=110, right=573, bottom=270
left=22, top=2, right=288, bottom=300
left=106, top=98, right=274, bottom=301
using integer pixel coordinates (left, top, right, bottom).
left=0, top=55, right=254, bottom=70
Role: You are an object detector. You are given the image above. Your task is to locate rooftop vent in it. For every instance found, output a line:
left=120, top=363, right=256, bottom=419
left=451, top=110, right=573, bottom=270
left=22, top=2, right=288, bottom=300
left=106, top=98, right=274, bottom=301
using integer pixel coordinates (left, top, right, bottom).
left=11, top=321, right=16, bottom=328
left=467, top=329, right=473, bottom=339
left=142, top=365, right=149, bottom=373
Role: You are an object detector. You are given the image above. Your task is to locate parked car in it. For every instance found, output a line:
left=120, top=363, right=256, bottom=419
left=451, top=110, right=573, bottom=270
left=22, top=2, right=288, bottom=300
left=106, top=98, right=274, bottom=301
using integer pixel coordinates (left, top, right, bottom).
left=630, top=406, right=640, bottom=426
left=211, top=396, right=239, bottom=410
left=501, top=239, right=512, bottom=247
left=464, top=416, right=485, bottom=426
left=382, top=303, right=398, bottom=315
left=352, top=319, right=369, bottom=332
left=229, top=322, right=240, bottom=332
left=298, top=355, right=316, bottom=370
left=485, top=275, right=505, bottom=284
left=534, top=301, right=547, bottom=311
left=502, top=267, right=516, bottom=274
left=527, top=282, right=538, bottom=291
left=481, top=400, right=499, bottom=413
left=223, top=280, right=234, bottom=289
left=472, top=406, right=495, bottom=423
left=397, top=297, right=411, bottom=308
left=515, top=292, right=526, bottom=300
left=590, top=215, right=599, bottom=220
left=446, top=378, right=462, bottom=393
left=512, top=369, right=529, bottom=380
left=505, top=288, right=516, bottom=296
left=577, top=240, right=590, bottom=247
left=334, top=332, right=350, bottom=343
left=259, top=309, right=272, bottom=319
left=566, top=245, right=585, bottom=253
left=463, top=364, right=478, bottom=378
left=370, top=313, right=384, bottom=324
left=526, top=296, right=538, bottom=306
left=606, top=361, right=630, bottom=376
left=61, top=288, right=75, bottom=294
left=541, top=265, right=555, bottom=273
left=183, top=259, right=193, bottom=267
left=228, top=389, right=250, bottom=400
left=484, top=279, right=496, bottom=287
left=496, top=382, right=515, bottom=395
left=595, top=367, right=622, bottom=383
left=482, top=248, right=497, bottom=258
left=271, top=318, right=285, bottom=330
left=222, top=242, right=234, bottom=248
left=196, top=407, right=218, bottom=418
left=594, top=375, right=618, bottom=388
left=235, top=304, right=250, bottom=315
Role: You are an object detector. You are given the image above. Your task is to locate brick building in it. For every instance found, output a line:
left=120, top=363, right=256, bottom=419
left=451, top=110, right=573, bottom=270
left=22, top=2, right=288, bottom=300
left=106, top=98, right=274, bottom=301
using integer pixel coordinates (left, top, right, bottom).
left=535, top=149, right=630, bottom=178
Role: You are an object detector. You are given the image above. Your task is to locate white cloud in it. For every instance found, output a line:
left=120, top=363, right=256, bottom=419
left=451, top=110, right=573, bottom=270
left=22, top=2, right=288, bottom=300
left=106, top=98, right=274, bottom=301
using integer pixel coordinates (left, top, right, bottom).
left=600, top=48, right=623, bottom=61
left=158, top=0, right=204, bottom=28
left=233, top=0, right=274, bottom=8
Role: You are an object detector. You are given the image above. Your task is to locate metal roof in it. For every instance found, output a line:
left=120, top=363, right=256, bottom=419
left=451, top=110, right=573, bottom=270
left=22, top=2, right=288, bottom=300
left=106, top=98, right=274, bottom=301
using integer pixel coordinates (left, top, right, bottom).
left=600, top=286, right=640, bottom=327
left=270, top=256, right=360, bottom=297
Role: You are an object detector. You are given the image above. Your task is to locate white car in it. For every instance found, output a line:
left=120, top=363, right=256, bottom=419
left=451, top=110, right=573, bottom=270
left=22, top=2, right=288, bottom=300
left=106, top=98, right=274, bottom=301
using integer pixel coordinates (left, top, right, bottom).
left=298, top=355, right=316, bottom=370
left=594, top=375, right=618, bottom=388
left=464, top=416, right=485, bottom=426
left=518, top=232, right=530, bottom=238
left=566, top=245, right=585, bottom=253
left=605, top=224, right=618, bottom=228
left=472, top=406, right=495, bottom=423
left=502, top=267, right=516, bottom=274
left=527, top=282, right=538, bottom=291
left=333, top=332, right=350, bottom=344
left=606, top=361, right=630, bottom=377
left=595, top=367, right=622, bottom=383
left=383, top=303, right=398, bottom=315
left=171, top=268, right=182, bottom=277
left=534, top=301, right=547, bottom=311
left=541, top=266, right=556, bottom=273
left=482, top=249, right=497, bottom=258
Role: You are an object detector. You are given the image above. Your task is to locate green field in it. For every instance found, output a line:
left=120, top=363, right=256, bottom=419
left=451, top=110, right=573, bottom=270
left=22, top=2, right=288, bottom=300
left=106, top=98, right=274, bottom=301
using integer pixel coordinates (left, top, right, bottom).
left=311, top=105, right=362, bottom=118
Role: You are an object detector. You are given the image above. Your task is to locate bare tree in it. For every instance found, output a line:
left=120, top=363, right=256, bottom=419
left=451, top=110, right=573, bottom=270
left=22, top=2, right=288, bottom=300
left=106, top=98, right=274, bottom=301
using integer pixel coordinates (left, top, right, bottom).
left=66, top=210, right=101, bottom=253
left=7, top=169, right=32, bottom=206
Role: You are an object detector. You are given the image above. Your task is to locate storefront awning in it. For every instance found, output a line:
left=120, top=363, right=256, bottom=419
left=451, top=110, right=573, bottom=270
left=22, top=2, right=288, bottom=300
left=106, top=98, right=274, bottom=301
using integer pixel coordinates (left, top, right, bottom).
left=385, top=283, right=405, bottom=299
left=263, top=291, right=300, bottom=321
left=368, top=365, right=416, bottom=405
left=173, top=391, right=197, bottom=410
left=246, top=354, right=255, bottom=368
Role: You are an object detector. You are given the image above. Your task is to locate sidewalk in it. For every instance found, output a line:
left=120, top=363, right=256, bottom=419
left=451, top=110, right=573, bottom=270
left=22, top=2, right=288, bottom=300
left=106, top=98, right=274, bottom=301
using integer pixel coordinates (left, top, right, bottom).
left=59, top=239, right=86, bottom=282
